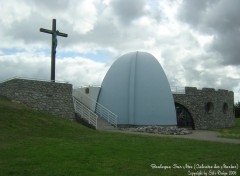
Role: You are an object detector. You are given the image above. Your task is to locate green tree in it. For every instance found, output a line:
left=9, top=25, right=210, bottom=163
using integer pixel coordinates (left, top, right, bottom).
left=234, top=102, right=240, bottom=118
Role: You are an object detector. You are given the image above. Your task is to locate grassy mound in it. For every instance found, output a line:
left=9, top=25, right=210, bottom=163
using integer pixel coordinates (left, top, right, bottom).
left=0, top=96, right=239, bottom=176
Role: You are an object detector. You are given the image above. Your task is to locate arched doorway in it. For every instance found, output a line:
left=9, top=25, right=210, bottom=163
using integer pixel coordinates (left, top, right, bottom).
left=175, top=103, right=195, bottom=129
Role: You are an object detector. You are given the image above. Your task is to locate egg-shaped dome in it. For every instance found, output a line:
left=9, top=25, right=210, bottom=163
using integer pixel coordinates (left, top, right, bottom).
left=97, top=51, right=177, bottom=125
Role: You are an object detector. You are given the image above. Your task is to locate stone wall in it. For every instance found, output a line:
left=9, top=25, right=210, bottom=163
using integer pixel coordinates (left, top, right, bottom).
left=173, top=87, right=235, bottom=129
left=0, top=78, right=75, bottom=119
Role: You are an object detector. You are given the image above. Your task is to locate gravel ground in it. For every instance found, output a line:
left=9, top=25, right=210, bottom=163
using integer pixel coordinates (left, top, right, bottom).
left=107, top=128, right=240, bottom=144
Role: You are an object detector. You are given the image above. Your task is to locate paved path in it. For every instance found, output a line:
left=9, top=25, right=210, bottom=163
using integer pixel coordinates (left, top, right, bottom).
left=105, top=129, right=240, bottom=144
left=168, top=130, right=240, bottom=144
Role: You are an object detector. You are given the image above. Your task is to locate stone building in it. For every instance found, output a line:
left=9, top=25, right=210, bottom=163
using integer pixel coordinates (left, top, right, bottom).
left=173, top=87, right=235, bottom=129
left=74, top=51, right=235, bottom=130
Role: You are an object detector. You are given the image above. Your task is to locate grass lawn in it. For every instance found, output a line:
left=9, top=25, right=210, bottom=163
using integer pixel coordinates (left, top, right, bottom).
left=0, top=96, right=239, bottom=176
left=213, top=118, right=240, bottom=139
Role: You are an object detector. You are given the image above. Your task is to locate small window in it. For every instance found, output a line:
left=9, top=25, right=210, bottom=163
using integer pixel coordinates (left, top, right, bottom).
left=223, top=103, right=228, bottom=114
left=205, top=102, right=214, bottom=113
left=85, top=88, right=89, bottom=94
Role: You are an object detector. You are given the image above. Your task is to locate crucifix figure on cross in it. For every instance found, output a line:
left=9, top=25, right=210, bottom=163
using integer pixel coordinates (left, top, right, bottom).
left=40, top=19, right=68, bottom=82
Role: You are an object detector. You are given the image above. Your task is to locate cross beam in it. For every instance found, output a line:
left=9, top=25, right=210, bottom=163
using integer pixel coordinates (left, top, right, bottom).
left=40, top=19, right=68, bottom=82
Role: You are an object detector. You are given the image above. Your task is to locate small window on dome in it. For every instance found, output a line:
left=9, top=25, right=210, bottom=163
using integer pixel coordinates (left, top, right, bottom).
left=85, top=88, right=89, bottom=94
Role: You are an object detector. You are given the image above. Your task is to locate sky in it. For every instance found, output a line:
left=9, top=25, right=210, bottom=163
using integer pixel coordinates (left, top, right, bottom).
left=0, top=0, right=240, bottom=101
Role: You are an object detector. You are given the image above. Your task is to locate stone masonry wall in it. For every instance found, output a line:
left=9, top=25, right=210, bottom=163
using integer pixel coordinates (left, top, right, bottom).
left=173, top=87, right=235, bottom=129
left=0, top=78, right=75, bottom=119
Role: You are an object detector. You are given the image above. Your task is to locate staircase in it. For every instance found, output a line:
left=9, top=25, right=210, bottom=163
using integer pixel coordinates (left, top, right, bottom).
left=73, top=97, right=98, bottom=128
left=73, top=94, right=117, bottom=130
left=97, top=117, right=116, bottom=130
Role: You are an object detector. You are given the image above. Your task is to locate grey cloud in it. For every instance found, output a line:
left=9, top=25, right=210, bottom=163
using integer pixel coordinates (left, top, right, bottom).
left=209, top=33, right=240, bottom=65
left=1, top=0, right=240, bottom=95
left=32, top=0, right=70, bottom=12
left=178, top=0, right=240, bottom=65
left=1, top=0, right=162, bottom=52
left=3, top=14, right=73, bottom=51
left=0, top=56, right=50, bottom=81
left=178, top=0, right=216, bottom=27
left=75, top=17, right=157, bottom=53
left=4, top=16, right=50, bottom=44
left=78, top=19, right=122, bottom=46
left=203, top=0, right=240, bottom=33
left=0, top=0, right=81, bottom=47
left=162, top=47, right=236, bottom=90
left=0, top=54, right=109, bottom=87
left=205, top=0, right=240, bottom=65
left=111, top=0, right=146, bottom=24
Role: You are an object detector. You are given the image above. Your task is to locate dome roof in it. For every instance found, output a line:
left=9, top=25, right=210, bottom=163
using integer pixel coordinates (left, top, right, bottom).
left=97, top=51, right=177, bottom=125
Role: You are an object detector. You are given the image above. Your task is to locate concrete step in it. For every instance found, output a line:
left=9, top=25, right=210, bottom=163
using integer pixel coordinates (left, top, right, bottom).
left=97, top=117, right=116, bottom=130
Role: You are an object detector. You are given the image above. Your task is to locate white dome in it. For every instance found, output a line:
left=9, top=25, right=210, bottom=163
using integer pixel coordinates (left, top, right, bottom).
left=97, top=51, right=177, bottom=125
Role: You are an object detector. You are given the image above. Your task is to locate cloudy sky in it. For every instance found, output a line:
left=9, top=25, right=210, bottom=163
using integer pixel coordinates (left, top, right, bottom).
left=0, top=0, right=240, bottom=101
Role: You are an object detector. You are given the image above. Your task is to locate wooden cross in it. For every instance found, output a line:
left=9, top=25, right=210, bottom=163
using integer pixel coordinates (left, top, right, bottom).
left=40, top=19, right=68, bottom=82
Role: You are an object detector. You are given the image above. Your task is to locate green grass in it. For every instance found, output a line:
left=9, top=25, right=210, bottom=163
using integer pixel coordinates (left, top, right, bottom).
left=0, top=96, right=239, bottom=176
left=214, top=118, right=240, bottom=139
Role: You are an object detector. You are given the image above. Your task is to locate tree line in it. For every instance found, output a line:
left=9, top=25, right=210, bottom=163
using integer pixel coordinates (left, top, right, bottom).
left=235, top=102, right=240, bottom=118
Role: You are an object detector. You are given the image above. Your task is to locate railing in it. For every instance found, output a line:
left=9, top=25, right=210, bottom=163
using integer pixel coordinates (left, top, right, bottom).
left=0, top=76, right=68, bottom=84
left=171, top=86, right=185, bottom=94
left=79, top=85, right=101, bottom=88
left=73, top=96, right=98, bottom=129
left=76, top=90, right=118, bottom=128
left=95, top=103, right=117, bottom=128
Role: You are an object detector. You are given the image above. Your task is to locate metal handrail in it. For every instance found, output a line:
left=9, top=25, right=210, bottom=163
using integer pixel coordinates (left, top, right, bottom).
left=0, top=76, right=69, bottom=84
left=76, top=90, right=118, bottom=128
left=79, top=85, right=101, bottom=88
left=95, top=103, right=117, bottom=127
left=171, top=86, right=185, bottom=94
left=73, top=96, right=98, bottom=129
